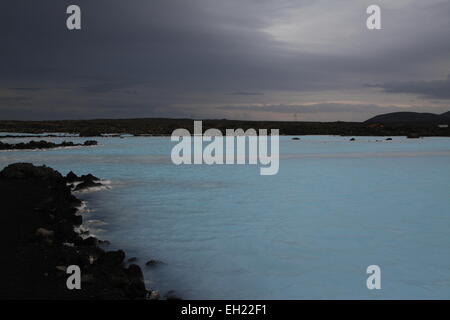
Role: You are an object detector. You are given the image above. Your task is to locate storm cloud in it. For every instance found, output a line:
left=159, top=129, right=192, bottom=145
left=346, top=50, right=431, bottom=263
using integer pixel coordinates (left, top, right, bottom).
left=0, top=0, right=449, bottom=120
left=373, top=75, right=450, bottom=99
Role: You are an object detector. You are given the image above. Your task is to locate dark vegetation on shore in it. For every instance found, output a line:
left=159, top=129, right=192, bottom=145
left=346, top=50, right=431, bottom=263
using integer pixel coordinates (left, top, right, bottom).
left=0, top=111, right=449, bottom=137
left=0, top=140, right=97, bottom=150
left=0, top=163, right=157, bottom=300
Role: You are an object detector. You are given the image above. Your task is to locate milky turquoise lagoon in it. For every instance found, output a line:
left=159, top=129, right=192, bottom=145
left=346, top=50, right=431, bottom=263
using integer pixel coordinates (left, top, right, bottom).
left=1, top=135, right=449, bottom=299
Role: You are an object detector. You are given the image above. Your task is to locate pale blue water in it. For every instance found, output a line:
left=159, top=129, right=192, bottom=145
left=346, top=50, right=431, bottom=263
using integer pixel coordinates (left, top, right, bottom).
left=1, top=135, right=450, bottom=299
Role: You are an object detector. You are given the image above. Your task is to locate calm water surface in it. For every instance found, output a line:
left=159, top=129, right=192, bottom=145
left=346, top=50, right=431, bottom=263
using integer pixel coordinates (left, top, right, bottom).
left=1, top=135, right=450, bottom=299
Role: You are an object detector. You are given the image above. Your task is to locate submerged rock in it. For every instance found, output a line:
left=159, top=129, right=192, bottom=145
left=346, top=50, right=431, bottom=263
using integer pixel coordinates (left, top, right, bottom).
left=73, top=180, right=103, bottom=191
left=83, top=140, right=98, bottom=146
left=66, top=171, right=104, bottom=192
left=145, top=259, right=164, bottom=267
left=165, top=290, right=182, bottom=300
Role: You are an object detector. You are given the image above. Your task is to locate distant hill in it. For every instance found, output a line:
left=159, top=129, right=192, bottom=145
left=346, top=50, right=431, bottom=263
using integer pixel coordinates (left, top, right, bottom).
left=365, top=111, right=450, bottom=124
left=441, top=111, right=450, bottom=119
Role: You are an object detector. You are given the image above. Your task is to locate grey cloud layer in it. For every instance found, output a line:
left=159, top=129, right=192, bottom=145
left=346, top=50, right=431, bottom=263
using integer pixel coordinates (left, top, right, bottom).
left=0, top=0, right=449, bottom=120
left=218, top=103, right=449, bottom=115
left=373, top=75, right=450, bottom=99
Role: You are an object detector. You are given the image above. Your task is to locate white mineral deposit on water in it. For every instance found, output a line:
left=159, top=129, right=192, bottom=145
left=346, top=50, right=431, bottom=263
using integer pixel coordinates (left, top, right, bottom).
left=1, top=135, right=450, bottom=299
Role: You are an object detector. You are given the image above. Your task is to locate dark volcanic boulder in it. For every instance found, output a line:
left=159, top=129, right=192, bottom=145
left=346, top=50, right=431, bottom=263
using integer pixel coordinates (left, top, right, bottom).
left=127, top=264, right=144, bottom=282
left=145, top=259, right=164, bottom=267
left=80, top=173, right=100, bottom=182
left=0, top=163, right=63, bottom=180
left=124, top=264, right=146, bottom=299
left=66, top=171, right=103, bottom=192
left=72, top=173, right=102, bottom=191
left=80, top=236, right=98, bottom=247
left=74, top=180, right=103, bottom=191
left=165, top=290, right=182, bottom=300
left=54, top=221, right=79, bottom=243
left=68, top=194, right=83, bottom=207
left=107, top=268, right=130, bottom=289
left=69, top=214, right=83, bottom=226
left=83, top=140, right=98, bottom=146
left=98, top=250, right=125, bottom=267
left=125, top=280, right=147, bottom=299
left=61, top=141, right=75, bottom=147
left=65, top=171, right=79, bottom=183
left=29, top=140, right=53, bottom=149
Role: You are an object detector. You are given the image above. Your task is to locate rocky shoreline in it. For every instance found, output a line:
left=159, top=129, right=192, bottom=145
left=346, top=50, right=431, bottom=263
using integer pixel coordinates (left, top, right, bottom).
left=0, top=140, right=98, bottom=151
left=0, top=163, right=157, bottom=300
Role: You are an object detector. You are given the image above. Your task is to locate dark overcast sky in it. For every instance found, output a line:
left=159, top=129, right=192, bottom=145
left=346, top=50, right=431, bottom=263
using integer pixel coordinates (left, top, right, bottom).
left=1, top=0, right=449, bottom=121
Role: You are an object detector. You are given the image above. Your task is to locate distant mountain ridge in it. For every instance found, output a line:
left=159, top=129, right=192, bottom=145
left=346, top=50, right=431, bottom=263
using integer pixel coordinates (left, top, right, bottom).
left=365, top=111, right=450, bottom=124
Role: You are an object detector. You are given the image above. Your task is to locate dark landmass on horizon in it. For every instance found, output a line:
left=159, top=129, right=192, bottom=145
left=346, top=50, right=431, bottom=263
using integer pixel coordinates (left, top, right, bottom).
left=0, top=140, right=97, bottom=151
left=365, top=111, right=450, bottom=124
left=0, top=111, right=449, bottom=137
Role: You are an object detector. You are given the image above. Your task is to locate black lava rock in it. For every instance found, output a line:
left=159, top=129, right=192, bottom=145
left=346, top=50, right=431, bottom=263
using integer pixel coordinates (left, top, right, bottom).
left=83, top=140, right=98, bottom=146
